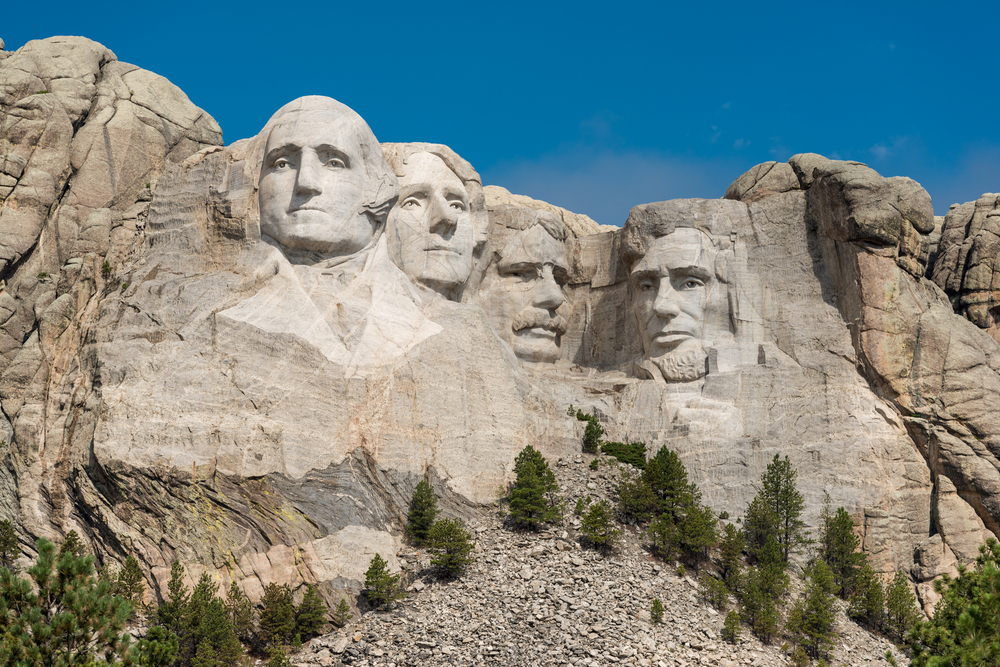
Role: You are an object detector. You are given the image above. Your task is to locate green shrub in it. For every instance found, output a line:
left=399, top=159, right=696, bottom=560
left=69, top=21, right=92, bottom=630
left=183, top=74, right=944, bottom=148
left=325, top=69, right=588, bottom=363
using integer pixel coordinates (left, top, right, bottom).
left=225, top=580, right=255, bottom=643
left=579, top=499, right=621, bottom=555
left=722, top=610, right=741, bottom=643
left=847, top=561, right=885, bottom=632
left=589, top=458, right=599, bottom=471
left=818, top=494, right=864, bottom=598
left=332, top=598, right=354, bottom=628
left=600, top=441, right=647, bottom=469
left=616, top=473, right=659, bottom=524
left=786, top=560, right=837, bottom=661
left=574, top=409, right=605, bottom=453
left=426, top=517, right=476, bottom=578
left=364, top=553, right=404, bottom=609
left=0, top=519, right=19, bottom=571
left=699, top=572, right=729, bottom=610
left=574, top=497, right=591, bottom=515
left=650, top=598, right=664, bottom=624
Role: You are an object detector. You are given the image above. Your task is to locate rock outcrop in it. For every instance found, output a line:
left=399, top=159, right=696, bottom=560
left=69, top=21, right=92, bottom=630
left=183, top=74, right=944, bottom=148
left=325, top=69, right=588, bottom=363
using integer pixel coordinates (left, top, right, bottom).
left=1, top=36, right=998, bottom=617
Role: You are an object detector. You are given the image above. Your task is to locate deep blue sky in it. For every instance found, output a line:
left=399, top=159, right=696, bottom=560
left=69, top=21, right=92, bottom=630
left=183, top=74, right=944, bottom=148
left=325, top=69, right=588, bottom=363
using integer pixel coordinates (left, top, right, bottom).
left=5, top=2, right=998, bottom=225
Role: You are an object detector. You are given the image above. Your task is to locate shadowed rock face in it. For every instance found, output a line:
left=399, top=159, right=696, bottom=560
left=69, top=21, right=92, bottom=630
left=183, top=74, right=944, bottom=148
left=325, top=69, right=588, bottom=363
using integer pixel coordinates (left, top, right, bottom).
left=2, top=37, right=999, bottom=614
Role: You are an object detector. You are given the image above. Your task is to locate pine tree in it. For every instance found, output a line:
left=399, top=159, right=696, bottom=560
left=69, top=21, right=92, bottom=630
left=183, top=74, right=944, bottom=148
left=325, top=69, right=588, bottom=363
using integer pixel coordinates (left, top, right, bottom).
left=642, top=447, right=697, bottom=521
left=650, top=598, right=664, bottom=624
left=722, top=610, right=741, bottom=643
left=295, top=584, right=328, bottom=639
left=405, top=480, right=439, bottom=545
left=156, top=561, right=191, bottom=639
left=132, top=625, right=180, bottom=667
left=426, top=517, right=476, bottom=577
left=58, top=529, right=87, bottom=557
left=184, top=572, right=246, bottom=665
left=225, top=580, right=255, bottom=644
left=819, top=498, right=864, bottom=598
left=615, top=470, right=659, bottom=524
left=508, top=446, right=561, bottom=530
left=113, top=554, right=146, bottom=614
left=847, top=561, right=885, bottom=632
left=259, top=582, right=296, bottom=647
left=737, top=538, right=788, bottom=644
left=679, top=502, right=718, bottom=568
left=787, top=560, right=837, bottom=660
left=909, top=538, right=1000, bottom=666
left=743, top=455, right=808, bottom=564
left=647, top=513, right=679, bottom=561
left=332, top=598, right=354, bottom=628
left=720, top=522, right=745, bottom=593
left=364, top=553, right=404, bottom=609
left=0, top=537, right=136, bottom=665
left=883, top=569, right=919, bottom=645
left=580, top=500, right=621, bottom=555
left=0, top=519, right=18, bottom=571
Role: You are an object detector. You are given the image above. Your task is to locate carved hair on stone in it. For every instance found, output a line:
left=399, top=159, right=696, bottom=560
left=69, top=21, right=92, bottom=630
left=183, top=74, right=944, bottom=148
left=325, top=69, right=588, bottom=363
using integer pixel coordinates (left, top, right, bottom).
left=381, top=142, right=489, bottom=252
left=495, top=206, right=568, bottom=246
left=620, top=200, right=733, bottom=282
left=245, top=96, right=399, bottom=233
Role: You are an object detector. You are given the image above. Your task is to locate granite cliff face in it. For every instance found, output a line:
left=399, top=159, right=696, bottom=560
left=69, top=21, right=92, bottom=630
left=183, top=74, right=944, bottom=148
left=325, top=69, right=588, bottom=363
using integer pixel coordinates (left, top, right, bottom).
left=0, top=37, right=997, bottom=613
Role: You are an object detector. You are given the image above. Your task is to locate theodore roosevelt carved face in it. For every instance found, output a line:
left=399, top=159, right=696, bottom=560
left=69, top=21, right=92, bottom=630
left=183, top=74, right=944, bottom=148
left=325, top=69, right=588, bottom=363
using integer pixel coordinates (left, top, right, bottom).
left=386, top=152, right=476, bottom=299
left=257, top=97, right=396, bottom=258
left=479, top=211, right=569, bottom=363
left=630, top=227, right=719, bottom=382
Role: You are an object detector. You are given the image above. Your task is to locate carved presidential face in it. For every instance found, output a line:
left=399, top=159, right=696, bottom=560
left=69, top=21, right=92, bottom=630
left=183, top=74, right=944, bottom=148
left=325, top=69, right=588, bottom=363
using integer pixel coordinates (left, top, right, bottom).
left=387, top=152, right=475, bottom=299
left=258, top=111, right=375, bottom=255
left=479, top=222, right=569, bottom=363
left=630, top=227, right=717, bottom=380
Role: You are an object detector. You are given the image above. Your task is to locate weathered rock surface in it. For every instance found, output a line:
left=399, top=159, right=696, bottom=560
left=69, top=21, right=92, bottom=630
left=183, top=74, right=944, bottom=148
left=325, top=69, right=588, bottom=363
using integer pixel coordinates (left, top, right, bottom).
left=1, top=35, right=999, bottom=622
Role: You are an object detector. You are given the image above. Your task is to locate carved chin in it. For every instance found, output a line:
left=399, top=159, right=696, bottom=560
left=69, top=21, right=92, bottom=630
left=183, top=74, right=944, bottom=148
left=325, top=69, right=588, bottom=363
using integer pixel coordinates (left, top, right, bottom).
left=512, top=329, right=561, bottom=363
left=651, top=346, right=708, bottom=382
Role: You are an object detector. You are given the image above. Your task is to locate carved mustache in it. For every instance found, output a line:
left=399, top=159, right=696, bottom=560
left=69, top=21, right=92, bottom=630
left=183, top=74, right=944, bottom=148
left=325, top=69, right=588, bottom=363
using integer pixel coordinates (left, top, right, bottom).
left=512, top=309, right=568, bottom=335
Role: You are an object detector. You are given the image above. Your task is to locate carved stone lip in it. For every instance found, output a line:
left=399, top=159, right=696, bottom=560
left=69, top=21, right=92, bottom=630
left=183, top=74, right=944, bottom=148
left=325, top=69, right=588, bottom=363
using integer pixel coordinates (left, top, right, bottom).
left=425, top=246, right=460, bottom=255
left=516, top=326, right=559, bottom=340
left=652, top=331, right=693, bottom=344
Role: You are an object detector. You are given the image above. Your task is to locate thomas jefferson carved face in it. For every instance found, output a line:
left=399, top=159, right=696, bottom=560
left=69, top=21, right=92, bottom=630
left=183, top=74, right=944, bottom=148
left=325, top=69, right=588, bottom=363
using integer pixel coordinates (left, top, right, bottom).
left=387, top=152, right=476, bottom=299
left=630, top=227, right=717, bottom=381
left=479, top=219, right=569, bottom=363
left=258, top=109, right=375, bottom=255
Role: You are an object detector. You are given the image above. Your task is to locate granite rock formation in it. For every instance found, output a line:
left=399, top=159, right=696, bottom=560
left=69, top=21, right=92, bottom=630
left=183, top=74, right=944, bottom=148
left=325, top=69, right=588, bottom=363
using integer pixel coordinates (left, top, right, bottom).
left=1, top=37, right=998, bottom=615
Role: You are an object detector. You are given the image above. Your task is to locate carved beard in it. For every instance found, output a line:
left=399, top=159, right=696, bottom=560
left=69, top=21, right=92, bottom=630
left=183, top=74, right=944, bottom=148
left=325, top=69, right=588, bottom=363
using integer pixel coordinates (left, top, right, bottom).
left=652, top=346, right=708, bottom=382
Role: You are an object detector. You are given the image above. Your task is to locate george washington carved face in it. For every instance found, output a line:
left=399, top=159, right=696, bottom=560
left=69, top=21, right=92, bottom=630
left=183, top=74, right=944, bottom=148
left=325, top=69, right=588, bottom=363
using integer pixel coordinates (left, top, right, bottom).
left=256, top=97, right=396, bottom=259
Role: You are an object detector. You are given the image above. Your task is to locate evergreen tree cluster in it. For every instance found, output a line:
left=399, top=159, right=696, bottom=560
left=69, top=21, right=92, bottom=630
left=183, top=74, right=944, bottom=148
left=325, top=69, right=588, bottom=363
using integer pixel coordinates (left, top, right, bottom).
left=404, top=479, right=477, bottom=579
left=612, top=446, right=718, bottom=568
left=707, top=457, right=922, bottom=666
left=0, top=537, right=176, bottom=666
left=908, top=538, right=1000, bottom=665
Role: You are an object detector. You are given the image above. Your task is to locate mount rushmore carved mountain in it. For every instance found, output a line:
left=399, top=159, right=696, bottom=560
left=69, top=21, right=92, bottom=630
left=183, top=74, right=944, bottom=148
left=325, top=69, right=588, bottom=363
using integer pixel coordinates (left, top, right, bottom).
left=1, top=36, right=999, bottom=613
